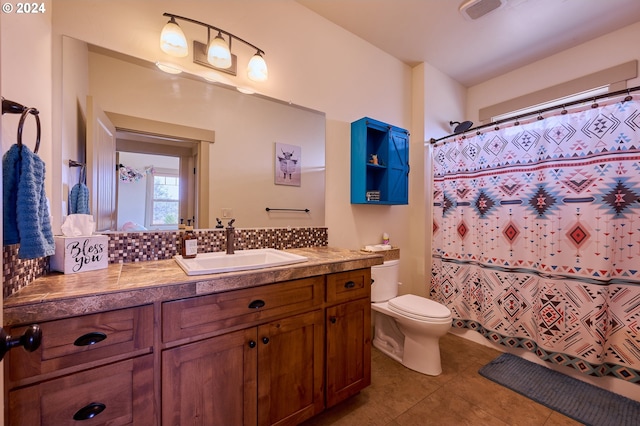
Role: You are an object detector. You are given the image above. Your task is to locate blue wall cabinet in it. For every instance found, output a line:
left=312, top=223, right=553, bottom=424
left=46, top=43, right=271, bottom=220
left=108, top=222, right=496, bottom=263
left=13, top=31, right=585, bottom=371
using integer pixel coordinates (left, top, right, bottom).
left=351, top=117, right=409, bottom=204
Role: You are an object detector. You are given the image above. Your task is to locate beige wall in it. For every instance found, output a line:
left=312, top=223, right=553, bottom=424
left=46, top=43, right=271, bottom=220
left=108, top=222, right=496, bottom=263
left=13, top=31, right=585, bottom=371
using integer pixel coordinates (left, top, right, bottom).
left=49, top=1, right=417, bottom=283
left=1, top=1, right=53, bottom=172
left=1, top=3, right=52, bottom=421
left=466, top=21, right=640, bottom=124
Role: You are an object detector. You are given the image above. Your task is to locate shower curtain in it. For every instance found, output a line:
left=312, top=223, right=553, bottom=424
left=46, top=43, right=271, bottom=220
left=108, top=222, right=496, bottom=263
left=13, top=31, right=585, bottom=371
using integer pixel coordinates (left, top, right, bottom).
left=430, top=95, right=640, bottom=384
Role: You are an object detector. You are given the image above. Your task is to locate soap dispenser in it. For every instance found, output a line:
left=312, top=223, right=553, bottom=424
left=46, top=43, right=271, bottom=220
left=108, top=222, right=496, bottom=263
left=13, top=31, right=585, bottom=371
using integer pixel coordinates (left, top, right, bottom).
left=182, top=220, right=197, bottom=259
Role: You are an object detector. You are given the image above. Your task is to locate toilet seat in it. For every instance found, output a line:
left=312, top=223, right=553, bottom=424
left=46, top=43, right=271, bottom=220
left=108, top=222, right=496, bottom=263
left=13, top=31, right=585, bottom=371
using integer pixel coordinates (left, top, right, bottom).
left=388, top=294, right=451, bottom=321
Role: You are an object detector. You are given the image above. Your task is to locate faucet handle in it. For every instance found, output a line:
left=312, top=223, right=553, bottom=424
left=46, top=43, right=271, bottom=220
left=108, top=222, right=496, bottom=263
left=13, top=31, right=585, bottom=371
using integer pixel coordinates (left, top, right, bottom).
left=227, top=219, right=236, bottom=228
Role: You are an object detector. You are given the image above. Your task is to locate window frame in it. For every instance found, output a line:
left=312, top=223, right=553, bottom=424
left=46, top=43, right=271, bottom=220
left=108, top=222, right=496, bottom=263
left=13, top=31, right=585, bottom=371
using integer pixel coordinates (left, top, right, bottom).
left=145, top=167, right=180, bottom=230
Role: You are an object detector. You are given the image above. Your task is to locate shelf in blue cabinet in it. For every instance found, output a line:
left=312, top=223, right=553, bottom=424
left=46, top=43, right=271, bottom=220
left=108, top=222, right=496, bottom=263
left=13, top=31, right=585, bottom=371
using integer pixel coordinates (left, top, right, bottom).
left=366, top=163, right=387, bottom=169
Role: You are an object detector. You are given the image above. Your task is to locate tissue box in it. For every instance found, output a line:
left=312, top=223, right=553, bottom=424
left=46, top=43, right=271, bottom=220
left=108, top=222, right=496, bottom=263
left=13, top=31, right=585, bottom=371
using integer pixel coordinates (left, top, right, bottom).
left=51, top=235, right=109, bottom=274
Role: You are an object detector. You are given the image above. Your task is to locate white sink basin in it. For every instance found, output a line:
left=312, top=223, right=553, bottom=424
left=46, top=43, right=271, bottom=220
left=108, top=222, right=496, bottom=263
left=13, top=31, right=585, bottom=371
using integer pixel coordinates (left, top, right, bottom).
left=174, top=248, right=308, bottom=276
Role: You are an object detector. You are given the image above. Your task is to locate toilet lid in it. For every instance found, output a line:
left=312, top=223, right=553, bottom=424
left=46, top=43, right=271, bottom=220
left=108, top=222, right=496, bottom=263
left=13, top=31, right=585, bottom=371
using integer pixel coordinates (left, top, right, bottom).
left=388, top=294, right=451, bottom=320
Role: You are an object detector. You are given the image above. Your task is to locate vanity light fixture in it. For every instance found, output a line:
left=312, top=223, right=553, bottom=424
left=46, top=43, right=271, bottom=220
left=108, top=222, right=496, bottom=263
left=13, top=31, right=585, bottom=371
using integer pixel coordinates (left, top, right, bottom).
left=159, top=12, right=268, bottom=82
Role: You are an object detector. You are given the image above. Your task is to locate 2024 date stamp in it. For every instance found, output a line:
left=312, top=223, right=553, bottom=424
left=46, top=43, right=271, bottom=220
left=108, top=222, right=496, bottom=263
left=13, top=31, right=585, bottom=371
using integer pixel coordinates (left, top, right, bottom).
left=2, top=2, right=46, bottom=14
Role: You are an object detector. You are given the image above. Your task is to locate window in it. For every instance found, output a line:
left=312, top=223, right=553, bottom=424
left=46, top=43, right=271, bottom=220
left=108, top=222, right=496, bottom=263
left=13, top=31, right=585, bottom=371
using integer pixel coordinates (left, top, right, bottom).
left=146, top=168, right=180, bottom=229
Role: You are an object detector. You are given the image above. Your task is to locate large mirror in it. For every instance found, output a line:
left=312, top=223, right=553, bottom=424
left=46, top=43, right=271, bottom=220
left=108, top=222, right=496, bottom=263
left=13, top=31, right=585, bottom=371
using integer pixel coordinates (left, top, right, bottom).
left=60, top=36, right=326, bottom=232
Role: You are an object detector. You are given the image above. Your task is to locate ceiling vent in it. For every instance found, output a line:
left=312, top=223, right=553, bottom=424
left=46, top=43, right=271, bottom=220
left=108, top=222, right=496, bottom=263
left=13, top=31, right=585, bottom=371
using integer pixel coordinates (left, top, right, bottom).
left=459, top=0, right=507, bottom=20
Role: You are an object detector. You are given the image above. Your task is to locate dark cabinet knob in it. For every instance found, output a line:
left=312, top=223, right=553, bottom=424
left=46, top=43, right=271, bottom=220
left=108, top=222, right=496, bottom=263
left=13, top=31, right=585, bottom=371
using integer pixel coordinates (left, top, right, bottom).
left=74, top=332, right=107, bottom=347
left=262, top=337, right=270, bottom=345
left=0, top=324, right=42, bottom=361
left=329, top=317, right=337, bottom=324
left=248, top=299, right=266, bottom=309
left=73, top=402, right=106, bottom=420
left=248, top=340, right=256, bottom=348
left=344, top=281, right=356, bottom=289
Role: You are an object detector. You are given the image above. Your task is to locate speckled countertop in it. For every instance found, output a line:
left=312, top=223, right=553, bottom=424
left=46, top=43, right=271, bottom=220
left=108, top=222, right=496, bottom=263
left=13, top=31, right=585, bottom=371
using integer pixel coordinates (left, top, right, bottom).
left=4, top=247, right=384, bottom=326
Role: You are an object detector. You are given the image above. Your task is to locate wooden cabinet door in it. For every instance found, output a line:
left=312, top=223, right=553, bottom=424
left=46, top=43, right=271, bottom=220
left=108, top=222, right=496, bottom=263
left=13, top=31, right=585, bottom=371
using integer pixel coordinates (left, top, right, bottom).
left=387, top=128, right=409, bottom=204
left=257, top=310, right=324, bottom=426
left=162, top=328, right=258, bottom=426
left=326, top=298, right=371, bottom=408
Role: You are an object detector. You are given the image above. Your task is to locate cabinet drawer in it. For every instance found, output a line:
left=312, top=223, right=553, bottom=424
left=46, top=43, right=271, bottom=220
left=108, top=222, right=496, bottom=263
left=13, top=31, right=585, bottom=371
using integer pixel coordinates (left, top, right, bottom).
left=326, top=268, right=371, bottom=305
left=8, top=305, right=153, bottom=383
left=9, top=354, right=155, bottom=426
left=163, top=276, right=324, bottom=343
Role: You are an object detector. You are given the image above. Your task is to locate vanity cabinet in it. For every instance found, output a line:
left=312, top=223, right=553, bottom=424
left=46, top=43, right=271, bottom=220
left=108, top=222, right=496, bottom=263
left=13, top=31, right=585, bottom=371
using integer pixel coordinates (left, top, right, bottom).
left=162, top=276, right=325, bottom=426
left=325, top=269, right=372, bottom=407
left=351, top=117, right=410, bottom=205
left=4, top=262, right=376, bottom=425
left=6, top=305, right=155, bottom=425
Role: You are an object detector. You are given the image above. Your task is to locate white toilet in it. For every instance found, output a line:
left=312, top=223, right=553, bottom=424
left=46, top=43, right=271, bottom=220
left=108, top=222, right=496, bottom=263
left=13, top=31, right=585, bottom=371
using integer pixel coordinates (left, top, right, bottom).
left=371, top=260, right=452, bottom=375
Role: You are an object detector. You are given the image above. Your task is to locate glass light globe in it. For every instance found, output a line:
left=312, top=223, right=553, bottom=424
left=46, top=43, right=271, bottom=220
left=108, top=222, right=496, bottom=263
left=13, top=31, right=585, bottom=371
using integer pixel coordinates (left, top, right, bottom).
left=207, top=34, right=232, bottom=69
left=160, top=18, right=188, bottom=57
left=247, top=53, right=268, bottom=82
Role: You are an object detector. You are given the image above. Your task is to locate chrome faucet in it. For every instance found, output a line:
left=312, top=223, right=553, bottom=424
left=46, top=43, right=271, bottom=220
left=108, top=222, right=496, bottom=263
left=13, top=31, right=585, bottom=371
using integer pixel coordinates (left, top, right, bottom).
left=226, top=219, right=236, bottom=254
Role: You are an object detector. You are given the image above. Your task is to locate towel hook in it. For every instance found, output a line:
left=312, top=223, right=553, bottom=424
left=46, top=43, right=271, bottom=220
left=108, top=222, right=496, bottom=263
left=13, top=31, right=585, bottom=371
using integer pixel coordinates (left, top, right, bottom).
left=17, top=107, right=41, bottom=154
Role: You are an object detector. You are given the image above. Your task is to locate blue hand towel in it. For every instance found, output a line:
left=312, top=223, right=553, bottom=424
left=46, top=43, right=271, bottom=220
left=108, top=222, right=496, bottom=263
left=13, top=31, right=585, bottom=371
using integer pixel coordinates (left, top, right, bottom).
left=2, top=144, right=55, bottom=259
left=69, top=182, right=90, bottom=214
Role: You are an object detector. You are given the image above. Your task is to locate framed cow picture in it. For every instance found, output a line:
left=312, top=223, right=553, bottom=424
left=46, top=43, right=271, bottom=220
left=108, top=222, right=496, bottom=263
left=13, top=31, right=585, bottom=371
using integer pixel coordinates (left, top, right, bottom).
left=274, top=142, right=301, bottom=186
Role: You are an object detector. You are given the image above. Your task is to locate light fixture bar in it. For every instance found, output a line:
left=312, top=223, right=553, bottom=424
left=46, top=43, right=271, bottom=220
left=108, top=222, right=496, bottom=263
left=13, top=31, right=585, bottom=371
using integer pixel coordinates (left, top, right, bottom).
left=162, top=13, right=265, bottom=56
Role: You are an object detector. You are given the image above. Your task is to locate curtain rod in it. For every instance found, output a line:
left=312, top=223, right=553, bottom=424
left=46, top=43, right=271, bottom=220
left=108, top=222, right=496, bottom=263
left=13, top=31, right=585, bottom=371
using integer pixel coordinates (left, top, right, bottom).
left=429, top=84, right=640, bottom=144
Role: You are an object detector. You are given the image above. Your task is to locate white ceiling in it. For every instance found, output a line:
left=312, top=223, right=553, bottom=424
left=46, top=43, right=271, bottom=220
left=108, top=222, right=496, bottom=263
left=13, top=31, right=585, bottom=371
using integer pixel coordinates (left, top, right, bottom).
left=297, top=0, right=640, bottom=87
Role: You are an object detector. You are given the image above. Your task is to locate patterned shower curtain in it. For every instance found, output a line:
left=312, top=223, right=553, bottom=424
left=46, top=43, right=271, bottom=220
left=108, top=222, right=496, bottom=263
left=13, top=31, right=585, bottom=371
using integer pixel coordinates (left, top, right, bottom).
left=430, top=95, right=640, bottom=384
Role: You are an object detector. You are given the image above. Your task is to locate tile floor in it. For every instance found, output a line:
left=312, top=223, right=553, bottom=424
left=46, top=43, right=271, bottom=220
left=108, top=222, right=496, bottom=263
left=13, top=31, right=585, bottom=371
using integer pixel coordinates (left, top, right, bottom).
left=303, top=333, right=582, bottom=426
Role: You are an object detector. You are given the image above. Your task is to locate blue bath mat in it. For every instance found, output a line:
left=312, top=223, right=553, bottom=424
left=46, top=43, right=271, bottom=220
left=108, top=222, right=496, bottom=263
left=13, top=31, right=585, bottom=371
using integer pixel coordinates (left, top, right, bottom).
left=479, top=353, right=640, bottom=426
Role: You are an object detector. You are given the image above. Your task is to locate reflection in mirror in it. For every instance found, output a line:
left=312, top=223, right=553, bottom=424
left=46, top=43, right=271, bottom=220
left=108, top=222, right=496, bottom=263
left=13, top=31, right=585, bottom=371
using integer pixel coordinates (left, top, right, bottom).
left=60, top=36, right=326, bottom=232
left=117, top=152, right=181, bottom=231
left=114, top=128, right=200, bottom=231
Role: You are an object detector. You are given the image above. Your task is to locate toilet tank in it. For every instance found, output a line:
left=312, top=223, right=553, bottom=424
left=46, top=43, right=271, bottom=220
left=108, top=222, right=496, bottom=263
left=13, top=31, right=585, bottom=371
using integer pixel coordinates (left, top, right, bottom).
left=371, top=260, right=400, bottom=302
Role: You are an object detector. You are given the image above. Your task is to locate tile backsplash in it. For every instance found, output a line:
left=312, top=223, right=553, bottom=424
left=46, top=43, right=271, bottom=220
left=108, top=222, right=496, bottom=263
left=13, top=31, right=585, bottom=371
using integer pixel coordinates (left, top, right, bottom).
left=3, top=227, right=328, bottom=298
left=107, top=227, right=328, bottom=262
left=2, top=247, right=49, bottom=299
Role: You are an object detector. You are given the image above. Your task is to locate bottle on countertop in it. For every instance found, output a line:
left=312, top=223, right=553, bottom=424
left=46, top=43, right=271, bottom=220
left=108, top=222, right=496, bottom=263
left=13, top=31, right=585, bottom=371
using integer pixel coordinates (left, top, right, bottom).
left=182, top=219, right=197, bottom=259
left=382, top=232, right=390, bottom=245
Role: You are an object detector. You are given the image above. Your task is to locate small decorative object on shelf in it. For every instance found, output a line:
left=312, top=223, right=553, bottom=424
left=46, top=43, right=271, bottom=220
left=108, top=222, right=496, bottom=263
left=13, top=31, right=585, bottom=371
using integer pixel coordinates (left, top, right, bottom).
left=366, top=191, right=380, bottom=202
